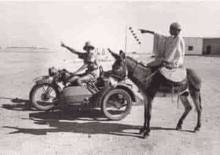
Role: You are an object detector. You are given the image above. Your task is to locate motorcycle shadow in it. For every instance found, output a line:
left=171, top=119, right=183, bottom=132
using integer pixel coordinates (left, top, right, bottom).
left=3, top=109, right=141, bottom=138
left=0, top=97, right=32, bottom=111
left=29, top=108, right=108, bottom=121
left=3, top=120, right=141, bottom=138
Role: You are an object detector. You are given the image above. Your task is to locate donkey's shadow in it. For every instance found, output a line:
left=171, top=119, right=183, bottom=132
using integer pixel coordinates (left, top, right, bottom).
left=1, top=97, right=194, bottom=138
left=3, top=109, right=194, bottom=138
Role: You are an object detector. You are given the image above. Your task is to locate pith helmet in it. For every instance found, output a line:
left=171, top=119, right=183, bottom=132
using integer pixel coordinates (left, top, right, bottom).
left=83, top=41, right=95, bottom=50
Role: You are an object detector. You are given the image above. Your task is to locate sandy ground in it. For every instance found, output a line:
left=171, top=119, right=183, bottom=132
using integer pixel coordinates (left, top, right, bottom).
left=0, top=49, right=220, bottom=155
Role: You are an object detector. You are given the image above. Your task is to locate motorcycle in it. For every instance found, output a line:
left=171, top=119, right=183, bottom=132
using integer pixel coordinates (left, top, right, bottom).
left=29, top=66, right=136, bottom=121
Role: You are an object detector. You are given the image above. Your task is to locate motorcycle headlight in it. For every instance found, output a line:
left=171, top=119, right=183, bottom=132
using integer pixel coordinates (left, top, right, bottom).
left=49, top=67, right=57, bottom=76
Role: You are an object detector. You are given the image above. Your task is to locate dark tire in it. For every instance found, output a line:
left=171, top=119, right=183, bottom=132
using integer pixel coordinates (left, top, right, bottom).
left=101, top=88, right=132, bottom=121
left=29, top=83, right=60, bottom=111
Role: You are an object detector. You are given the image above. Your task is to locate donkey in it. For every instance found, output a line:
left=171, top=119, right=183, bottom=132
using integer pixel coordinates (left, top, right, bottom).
left=108, top=49, right=202, bottom=138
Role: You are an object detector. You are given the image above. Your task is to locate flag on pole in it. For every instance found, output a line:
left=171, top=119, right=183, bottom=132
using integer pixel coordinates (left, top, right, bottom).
left=128, top=26, right=141, bottom=45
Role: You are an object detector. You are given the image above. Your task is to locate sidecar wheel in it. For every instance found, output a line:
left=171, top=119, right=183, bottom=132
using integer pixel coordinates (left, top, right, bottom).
left=29, top=83, right=59, bottom=111
left=101, top=88, right=132, bottom=121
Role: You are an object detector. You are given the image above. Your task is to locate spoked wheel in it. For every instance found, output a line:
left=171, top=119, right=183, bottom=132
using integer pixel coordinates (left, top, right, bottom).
left=29, top=83, right=59, bottom=111
left=101, top=88, right=132, bottom=121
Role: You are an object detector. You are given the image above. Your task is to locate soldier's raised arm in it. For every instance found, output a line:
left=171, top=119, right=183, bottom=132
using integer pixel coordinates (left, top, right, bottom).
left=61, top=42, right=81, bottom=55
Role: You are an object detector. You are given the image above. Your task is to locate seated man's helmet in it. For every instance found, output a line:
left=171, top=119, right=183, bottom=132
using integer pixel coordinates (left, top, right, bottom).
left=83, top=41, right=95, bottom=50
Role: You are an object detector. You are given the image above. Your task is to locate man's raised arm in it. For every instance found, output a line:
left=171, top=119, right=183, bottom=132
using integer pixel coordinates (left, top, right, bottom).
left=61, top=42, right=81, bottom=55
left=139, top=29, right=155, bottom=35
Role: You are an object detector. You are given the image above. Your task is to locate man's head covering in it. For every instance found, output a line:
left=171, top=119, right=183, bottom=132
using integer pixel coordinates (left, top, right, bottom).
left=170, top=22, right=182, bottom=30
left=83, top=41, right=95, bottom=51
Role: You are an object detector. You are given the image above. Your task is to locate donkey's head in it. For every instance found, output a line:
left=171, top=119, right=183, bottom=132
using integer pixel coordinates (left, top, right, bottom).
left=108, top=49, right=139, bottom=78
left=108, top=49, right=127, bottom=81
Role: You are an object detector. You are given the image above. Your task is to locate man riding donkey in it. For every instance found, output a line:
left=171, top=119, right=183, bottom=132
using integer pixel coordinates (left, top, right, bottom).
left=60, top=41, right=99, bottom=86
left=139, top=22, right=186, bottom=84
left=108, top=22, right=202, bottom=138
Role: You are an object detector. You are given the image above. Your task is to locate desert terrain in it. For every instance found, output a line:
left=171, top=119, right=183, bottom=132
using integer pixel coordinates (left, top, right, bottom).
left=0, top=49, right=219, bottom=155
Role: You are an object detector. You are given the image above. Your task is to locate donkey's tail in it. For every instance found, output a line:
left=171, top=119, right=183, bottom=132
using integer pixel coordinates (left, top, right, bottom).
left=199, top=91, right=202, bottom=110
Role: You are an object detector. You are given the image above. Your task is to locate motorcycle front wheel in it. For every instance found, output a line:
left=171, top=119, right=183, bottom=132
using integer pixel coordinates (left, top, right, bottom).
left=101, top=88, right=132, bottom=121
left=29, top=83, right=60, bottom=111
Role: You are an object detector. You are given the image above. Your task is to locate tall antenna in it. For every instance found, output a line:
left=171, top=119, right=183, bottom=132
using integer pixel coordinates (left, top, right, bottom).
left=124, top=25, right=128, bottom=53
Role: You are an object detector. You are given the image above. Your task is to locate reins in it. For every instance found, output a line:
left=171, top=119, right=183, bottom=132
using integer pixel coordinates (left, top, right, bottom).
left=130, top=60, right=159, bottom=82
left=143, top=70, right=159, bottom=82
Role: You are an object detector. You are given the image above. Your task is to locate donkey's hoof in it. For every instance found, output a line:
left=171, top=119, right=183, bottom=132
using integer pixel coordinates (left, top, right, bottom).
left=194, top=127, right=200, bottom=132
left=139, top=128, right=145, bottom=134
left=176, top=125, right=182, bottom=130
left=141, top=130, right=150, bottom=139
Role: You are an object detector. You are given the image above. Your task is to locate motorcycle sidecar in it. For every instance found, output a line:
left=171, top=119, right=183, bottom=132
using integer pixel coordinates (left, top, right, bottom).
left=59, top=86, right=93, bottom=106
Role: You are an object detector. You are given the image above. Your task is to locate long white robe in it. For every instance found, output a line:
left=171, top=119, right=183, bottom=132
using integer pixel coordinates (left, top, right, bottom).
left=153, top=32, right=185, bottom=68
left=153, top=32, right=186, bottom=82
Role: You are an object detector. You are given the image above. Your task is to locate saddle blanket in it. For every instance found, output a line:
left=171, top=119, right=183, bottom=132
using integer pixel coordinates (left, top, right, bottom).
left=159, top=66, right=186, bottom=82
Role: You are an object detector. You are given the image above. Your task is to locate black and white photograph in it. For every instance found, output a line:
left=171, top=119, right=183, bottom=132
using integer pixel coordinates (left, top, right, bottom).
left=0, top=1, right=219, bottom=154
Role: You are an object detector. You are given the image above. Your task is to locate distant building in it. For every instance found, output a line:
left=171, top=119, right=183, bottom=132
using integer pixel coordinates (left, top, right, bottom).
left=202, top=38, right=220, bottom=55
left=94, top=48, right=112, bottom=61
left=184, top=37, right=220, bottom=55
left=184, top=37, right=203, bottom=55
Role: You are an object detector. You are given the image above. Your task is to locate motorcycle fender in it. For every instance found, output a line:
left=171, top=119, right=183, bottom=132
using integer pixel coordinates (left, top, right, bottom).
left=96, top=86, right=114, bottom=107
left=34, top=76, right=53, bottom=84
left=115, top=84, right=136, bottom=102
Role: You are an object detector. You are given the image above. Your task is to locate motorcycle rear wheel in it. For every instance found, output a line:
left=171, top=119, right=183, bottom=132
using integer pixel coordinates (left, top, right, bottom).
left=29, top=83, right=59, bottom=111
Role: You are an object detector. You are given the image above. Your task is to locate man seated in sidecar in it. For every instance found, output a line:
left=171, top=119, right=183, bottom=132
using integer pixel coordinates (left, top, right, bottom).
left=61, top=41, right=99, bottom=86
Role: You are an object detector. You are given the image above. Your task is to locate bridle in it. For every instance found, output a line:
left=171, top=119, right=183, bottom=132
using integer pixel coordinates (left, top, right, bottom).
left=109, top=59, right=128, bottom=82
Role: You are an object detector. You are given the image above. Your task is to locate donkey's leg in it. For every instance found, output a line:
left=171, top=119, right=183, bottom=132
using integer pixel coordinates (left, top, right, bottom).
left=140, top=95, right=155, bottom=138
left=139, top=95, right=147, bottom=134
left=190, top=90, right=202, bottom=132
left=144, top=96, right=154, bottom=137
left=140, top=77, right=161, bottom=138
left=176, top=95, right=192, bottom=130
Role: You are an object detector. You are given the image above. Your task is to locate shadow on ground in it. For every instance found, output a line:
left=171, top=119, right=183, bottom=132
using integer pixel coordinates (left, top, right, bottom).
left=2, top=109, right=195, bottom=138
left=3, top=121, right=142, bottom=138
left=29, top=109, right=108, bottom=121
left=3, top=109, right=141, bottom=138
left=0, top=97, right=32, bottom=111
left=1, top=97, right=194, bottom=138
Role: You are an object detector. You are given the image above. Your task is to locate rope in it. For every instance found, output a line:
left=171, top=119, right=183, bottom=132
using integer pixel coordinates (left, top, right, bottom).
left=142, top=70, right=159, bottom=82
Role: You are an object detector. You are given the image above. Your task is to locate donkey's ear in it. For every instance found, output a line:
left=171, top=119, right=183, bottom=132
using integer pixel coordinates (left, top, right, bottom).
left=119, top=50, right=125, bottom=60
left=108, top=48, right=120, bottom=59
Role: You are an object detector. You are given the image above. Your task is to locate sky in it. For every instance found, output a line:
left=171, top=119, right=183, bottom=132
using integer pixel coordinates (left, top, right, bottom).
left=1, top=1, right=220, bottom=53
